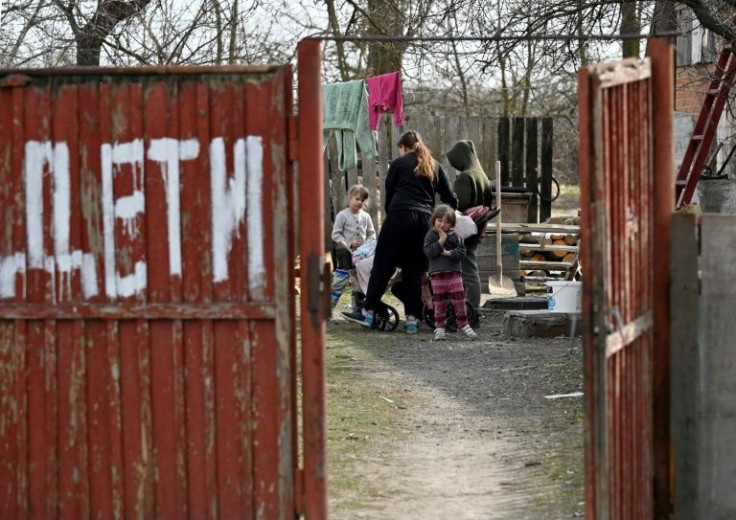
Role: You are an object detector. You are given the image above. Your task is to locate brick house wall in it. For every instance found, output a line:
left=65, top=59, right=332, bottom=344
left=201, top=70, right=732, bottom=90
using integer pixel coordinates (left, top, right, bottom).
left=675, top=64, right=712, bottom=116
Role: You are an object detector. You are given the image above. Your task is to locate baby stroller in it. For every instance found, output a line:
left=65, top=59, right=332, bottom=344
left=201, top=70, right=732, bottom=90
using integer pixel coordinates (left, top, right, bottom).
left=349, top=269, right=401, bottom=332
left=343, top=241, right=401, bottom=332
left=421, top=273, right=477, bottom=332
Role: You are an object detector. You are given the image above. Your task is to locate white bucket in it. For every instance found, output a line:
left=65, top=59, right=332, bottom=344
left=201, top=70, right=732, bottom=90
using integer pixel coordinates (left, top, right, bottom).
left=546, top=281, right=582, bottom=313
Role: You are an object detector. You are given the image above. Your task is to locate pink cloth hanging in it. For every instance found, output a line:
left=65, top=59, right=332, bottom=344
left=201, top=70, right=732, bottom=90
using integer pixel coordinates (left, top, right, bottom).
left=366, top=72, right=404, bottom=130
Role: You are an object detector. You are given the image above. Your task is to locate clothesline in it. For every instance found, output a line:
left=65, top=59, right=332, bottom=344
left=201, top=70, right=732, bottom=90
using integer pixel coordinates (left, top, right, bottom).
left=322, top=70, right=405, bottom=171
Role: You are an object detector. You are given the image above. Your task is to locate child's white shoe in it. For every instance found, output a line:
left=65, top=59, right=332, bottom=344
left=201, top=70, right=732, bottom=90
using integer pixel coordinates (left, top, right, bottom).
left=460, top=324, right=477, bottom=340
left=434, top=327, right=447, bottom=341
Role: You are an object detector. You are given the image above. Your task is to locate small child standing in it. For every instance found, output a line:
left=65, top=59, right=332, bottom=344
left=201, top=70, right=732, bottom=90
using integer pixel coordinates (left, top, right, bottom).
left=423, top=204, right=478, bottom=341
left=330, top=185, right=376, bottom=311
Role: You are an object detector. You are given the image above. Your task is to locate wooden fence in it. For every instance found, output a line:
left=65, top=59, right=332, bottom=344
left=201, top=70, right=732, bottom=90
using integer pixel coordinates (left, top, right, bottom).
left=324, top=114, right=554, bottom=244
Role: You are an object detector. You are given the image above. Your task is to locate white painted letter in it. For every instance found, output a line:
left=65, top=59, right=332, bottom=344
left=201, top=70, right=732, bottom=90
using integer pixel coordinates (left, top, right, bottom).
left=101, top=139, right=146, bottom=298
left=147, top=138, right=200, bottom=277
left=210, top=136, right=264, bottom=288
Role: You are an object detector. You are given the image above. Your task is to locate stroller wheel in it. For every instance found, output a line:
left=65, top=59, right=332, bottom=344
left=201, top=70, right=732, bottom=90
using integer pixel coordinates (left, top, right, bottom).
left=374, top=303, right=399, bottom=331
left=423, top=301, right=476, bottom=333
left=423, top=303, right=458, bottom=331
left=422, top=304, right=436, bottom=330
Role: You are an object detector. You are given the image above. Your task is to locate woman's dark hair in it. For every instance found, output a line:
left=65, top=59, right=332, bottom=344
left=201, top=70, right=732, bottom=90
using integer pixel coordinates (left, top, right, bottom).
left=430, top=204, right=456, bottom=228
left=397, top=130, right=435, bottom=181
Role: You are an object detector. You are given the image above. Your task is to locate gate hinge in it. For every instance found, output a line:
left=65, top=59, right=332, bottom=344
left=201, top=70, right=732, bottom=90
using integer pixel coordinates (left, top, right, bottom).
left=307, top=254, right=331, bottom=320
left=288, top=114, right=299, bottom=162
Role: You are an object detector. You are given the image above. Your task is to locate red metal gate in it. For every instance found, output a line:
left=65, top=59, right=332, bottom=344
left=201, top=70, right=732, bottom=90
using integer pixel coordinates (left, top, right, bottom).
left=0, top=54, right=326, bottom=518
left=578, top=38, right=673, bottom=518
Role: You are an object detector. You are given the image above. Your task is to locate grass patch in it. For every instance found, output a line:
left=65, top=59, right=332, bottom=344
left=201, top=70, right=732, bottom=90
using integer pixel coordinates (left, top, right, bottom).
left=537, top=407, right=585, bottom=514
left=325, top=329, right=410, bottom=511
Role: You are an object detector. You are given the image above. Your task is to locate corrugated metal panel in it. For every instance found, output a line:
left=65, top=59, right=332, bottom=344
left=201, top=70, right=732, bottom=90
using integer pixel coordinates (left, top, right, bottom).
left=579, top=38, right=674, bottom=519
left=0, top=65, right=300, bottom=518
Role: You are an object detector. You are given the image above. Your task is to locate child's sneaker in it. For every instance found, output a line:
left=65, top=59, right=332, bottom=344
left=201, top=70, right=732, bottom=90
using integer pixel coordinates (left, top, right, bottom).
left=404, top=320, right=418, bottom=334
left=342, top=310, right=374, bottom=328
left=434, top=327, right=447, bottom=341
left=460, top=324, right=477, bottom=339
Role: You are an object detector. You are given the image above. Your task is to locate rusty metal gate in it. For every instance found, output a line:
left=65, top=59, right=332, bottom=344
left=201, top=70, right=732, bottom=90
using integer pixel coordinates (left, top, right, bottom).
left=578, top=38, right=673, bottom=519
left=0, top=40, right=327, bottom=519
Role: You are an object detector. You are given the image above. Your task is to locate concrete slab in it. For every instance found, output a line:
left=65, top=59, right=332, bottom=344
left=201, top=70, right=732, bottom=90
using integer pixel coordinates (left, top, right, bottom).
left=503, top=309, right=581, bottom=338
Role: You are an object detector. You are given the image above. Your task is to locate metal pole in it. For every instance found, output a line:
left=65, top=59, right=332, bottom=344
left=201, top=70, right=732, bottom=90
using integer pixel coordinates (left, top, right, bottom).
left=297, top=38, right=328, bottom=519
left=648, top=36, right=674, bottom=520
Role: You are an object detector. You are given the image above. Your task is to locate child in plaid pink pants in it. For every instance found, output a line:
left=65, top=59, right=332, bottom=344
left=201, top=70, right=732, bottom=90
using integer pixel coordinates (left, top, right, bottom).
left=422, top=205, right=478, bottom=341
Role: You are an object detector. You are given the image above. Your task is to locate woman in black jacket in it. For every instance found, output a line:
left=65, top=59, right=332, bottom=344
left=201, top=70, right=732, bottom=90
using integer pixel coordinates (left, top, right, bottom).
left=342, top=130, right=458, bottom=333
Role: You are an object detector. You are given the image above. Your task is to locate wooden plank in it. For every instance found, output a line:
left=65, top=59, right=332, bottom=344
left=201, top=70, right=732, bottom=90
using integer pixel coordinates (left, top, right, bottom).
left=669, top=212, right=699, bottom=520
left=208, top=80, right=250, bottom=520
left=511, top=117, right=525, bottom=188
left=346, top=166, right=359, bottom=193
left=540, top=118, right=554, bottom=222
left=180, top=78, right=215, bottom=516
left=0, top=69, right=27, bottom=520
left=483, top=117, right=498, bottom=178
left=467, top=116, right=483, bottom=166
left=498, top=117, right=510, bottom=186
left=525, top=276, right=571, bottom=283
left=520, top=244, right=579, bottom=252
left=23, top=78, right=59, bottom=520
left=52, top=82, right=90, bottom=520
left=373, top=116, right=391, bottom=227
left=0, top=79, right=27, bottom=517
left=497, top=223, right=580, bottom=234
left=141, top=79, right=179, bottom=520
left=526, top=118, right=539, bottom=222
left=248, top=67, right=287, bottom=517
left=193, top=79, right=218, bottom=517
left=604, top=312, right=653, bottom=357
left=111, top=80, right=155, bottom=518
left=520, top=260, right=574, bottom=271
left=97, top=79, right=126, bottom=520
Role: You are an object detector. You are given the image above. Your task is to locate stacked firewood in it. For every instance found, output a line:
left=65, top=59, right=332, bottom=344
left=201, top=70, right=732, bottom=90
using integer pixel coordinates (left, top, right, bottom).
left=518, top=215, right=580, bottom=281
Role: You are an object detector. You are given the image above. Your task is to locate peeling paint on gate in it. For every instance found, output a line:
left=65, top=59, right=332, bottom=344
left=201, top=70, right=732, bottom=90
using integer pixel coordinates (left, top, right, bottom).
left=579, top=38, right=674, bottom=518
left=0, top=65, right=301, bottom=519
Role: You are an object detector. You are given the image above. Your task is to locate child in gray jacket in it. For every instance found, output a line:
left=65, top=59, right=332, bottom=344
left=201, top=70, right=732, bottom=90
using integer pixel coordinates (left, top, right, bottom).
left=423, top=204, right=478, bottom=341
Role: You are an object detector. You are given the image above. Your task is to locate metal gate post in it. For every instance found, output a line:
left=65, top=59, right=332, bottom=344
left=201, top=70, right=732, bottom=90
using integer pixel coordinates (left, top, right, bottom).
left=297, top=38, right=328, bottom=519
left=648, top=37, right=675, bottom=519
left=579, top=61, right=609, bottom=520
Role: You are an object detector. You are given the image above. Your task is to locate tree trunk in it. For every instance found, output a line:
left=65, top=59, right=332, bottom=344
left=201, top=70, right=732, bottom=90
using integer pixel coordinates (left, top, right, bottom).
left=651, top=0, right=677, bottom=34
left=76, top=33, right=105, bottom=66
left=621, top=0, right=640, bottom=58
left=366, top=0, right=405, bottom=75
left=74, top=0, right=153, bottom=66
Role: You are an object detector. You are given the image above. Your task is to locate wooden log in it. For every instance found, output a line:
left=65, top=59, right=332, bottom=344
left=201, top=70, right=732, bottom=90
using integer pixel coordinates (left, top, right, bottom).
left=520, top=260, right=573, bottom=271
left=518, top=233, right=539, bottom=244
left=549, top=239, right=568, bottom=259
left=563, top=252, right=577, bottom=263
left=501, top=223, right=580, bottom=234
left=564, top=234, right=578, bottom=245
left=544, top=216, right=569, bottom=225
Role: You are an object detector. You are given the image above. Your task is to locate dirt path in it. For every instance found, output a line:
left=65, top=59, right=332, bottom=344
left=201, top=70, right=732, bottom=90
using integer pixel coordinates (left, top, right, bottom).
left=326, top=305, right=585, bottom=519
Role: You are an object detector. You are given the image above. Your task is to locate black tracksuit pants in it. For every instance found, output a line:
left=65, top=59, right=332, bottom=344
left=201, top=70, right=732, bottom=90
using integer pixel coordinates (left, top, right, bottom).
left=364, top=209, right=429, bottom=319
